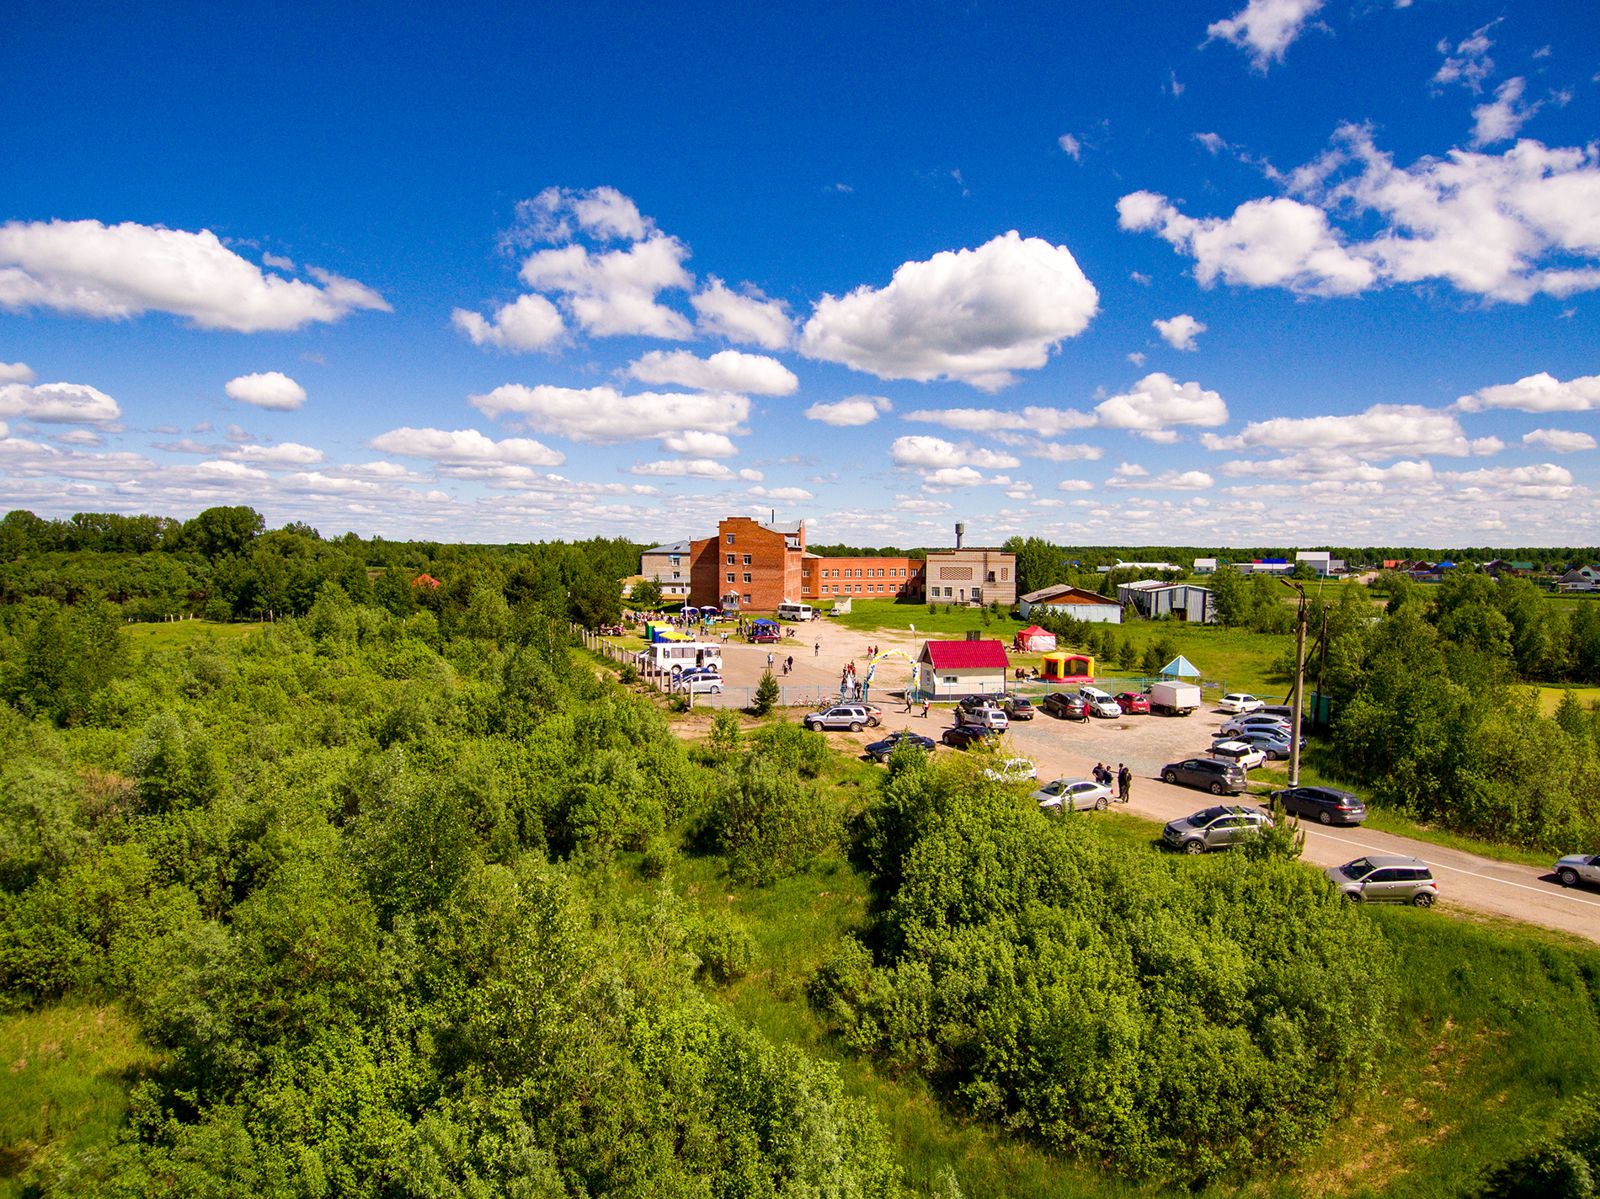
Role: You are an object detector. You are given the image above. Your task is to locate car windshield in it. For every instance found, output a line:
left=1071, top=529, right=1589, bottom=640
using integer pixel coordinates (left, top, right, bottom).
left=1340, top=858, right=1373, bottom=879
left=1189, top=806, right=1226, bottom=826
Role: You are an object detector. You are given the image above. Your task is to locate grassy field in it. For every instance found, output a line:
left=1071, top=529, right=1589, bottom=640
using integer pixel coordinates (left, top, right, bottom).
left=642, top=723, right=1600, bottom=1198
left=1535, top=684, right=1600, bottom=717
left=121, top=619, right=264, bottom=650
left=0, top=1003, right=161, bottom=1196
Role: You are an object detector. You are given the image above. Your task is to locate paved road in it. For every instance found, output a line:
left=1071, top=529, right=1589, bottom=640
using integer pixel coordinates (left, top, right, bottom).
left=701, top=616, right=1600, bottom=947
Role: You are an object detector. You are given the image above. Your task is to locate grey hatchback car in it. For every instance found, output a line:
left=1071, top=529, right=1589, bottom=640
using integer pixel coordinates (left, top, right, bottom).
left=1325, top=856, right=1438, bottom=906
left=1162, top=804, right=1273, bottom=854
left=1159, top=757, right=1247, bottom=795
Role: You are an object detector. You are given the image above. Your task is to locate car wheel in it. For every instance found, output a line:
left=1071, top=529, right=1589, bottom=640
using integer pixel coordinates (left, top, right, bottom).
left=1318, top=810, right=1332, bottom=825
left=1342, top=891, right=1361, bottom=903
left=1209, top=781, right=1225, bottom=795
left=849, top=721, right=862, bottom=732
left=1094, top=796, right=1109, bottom=811
left=1184, top=840, right=1206, bottom=855
left=1559, top=867, right=1580, bottom=888
left=1411, top=892, right=1434, bottom=908
left=1163, top=769, right=1178, bottom=784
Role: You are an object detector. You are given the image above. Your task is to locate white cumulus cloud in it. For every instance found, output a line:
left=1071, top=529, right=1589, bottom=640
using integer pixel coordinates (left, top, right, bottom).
left=890, top=435, right=1021, bottom=470
left=470, top=383, right=749, bottom=442
left=223, top=441, right=328, bottom=467
left=805, top=396, right=892, bottom=426
left=451, top=294, right=565, bottom=352
left=0, top=362, right=34, bottom=384
left=750, top=485, right=815, bottom=502
left=799, top=231, right=1099, bottom=390
left=1203, top=403, right=1502, bottom=458
left=1207, top=0, right=1325, bottom=71
left=0, top=381, right=121, bottom=424
left=1522, top=428, right=1597, bottom=452
left=627, top=348, right=797, bottom=395
left=1458, top=371, right=1600, bottom=413
left=520, top=234, right=693, bottom=339
left=1095, top=373, right=1228, bottom=438
left=691, top=278, right=795, bottom=349
left=1472, top=78, right=1540, bottom=147
left=629, top=458, right=735, bottom=480
left=1058, top=133, right=1082, bottom=160
left=0, top=219, right=389, bottom=331
left=903, top=404, right=1096, bottom=436
left=225, top=371, right=307, bottom=411
left=1153, top=313, right=1206, bottom=350
left=1118, top=191, right=1375, bottom=295
left=369, top=426, right=566, bottom=467
left=660, top=430, right=738, bottom=458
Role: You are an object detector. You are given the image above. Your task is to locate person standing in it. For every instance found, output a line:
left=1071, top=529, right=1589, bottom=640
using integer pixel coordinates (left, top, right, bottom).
left=1117, top=763, right=1131, bottom=803
left=767, top=650, right=775, bottom=670
left=814, top=639, right=820, bottom=657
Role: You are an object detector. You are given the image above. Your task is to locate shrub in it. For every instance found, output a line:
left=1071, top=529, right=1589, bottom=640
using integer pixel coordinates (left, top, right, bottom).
left=709, top=753, right=837, bottom=886
left=690, top=909, right=754, bottom=983
left=619, top=662, right=638, bottom=685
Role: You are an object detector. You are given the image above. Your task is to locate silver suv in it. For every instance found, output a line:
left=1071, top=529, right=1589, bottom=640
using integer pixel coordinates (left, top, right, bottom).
left=1162, top=804, right=1273, bottom=854
left=1325, top=856, right=1438, bottom=907
left=803, top=704, right=882, bottom=732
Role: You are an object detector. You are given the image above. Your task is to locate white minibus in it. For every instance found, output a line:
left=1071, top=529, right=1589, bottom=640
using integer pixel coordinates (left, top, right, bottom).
left=776, top=602, right=814, bottom=622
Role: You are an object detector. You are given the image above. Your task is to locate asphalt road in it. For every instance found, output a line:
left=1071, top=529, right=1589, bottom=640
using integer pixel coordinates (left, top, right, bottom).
left=706, top=616, right=1600, bottom=946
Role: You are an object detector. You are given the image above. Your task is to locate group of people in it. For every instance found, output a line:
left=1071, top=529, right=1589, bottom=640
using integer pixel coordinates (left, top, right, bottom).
left=1093, top=761, right=1133, bottom=802
left=839, top=661, right=866, bottom=701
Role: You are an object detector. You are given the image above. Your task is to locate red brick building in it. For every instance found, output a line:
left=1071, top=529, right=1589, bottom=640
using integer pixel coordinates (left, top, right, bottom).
left=687, top=516, right=808, bottom=611
left=802, top=556, right=924, bottom=602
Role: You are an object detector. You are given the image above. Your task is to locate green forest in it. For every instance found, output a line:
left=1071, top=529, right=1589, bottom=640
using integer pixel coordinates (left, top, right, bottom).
left=2, top=508, right=1599, bottom=1196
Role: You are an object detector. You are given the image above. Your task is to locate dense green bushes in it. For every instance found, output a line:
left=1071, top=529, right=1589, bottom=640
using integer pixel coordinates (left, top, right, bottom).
left=818, top=751, right=1394, bottom=1185
left=0, top=595, right=903, bottom=1194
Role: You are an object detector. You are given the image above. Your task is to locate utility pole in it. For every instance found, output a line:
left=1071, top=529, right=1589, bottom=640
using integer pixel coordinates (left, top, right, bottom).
left=1280, top=579, right=1308, bottom=788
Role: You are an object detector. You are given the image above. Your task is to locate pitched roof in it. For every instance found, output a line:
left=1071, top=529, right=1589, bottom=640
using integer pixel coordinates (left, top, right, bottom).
left=643, top=540, right=692, bottom=555
left=922, top=639, right=1009, bottom=670
left=1021, top=583, right=1120, bottom=605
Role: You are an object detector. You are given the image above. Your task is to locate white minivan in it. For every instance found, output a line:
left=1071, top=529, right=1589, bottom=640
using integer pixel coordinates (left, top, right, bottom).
left=777, top=602, right=814, bottom=622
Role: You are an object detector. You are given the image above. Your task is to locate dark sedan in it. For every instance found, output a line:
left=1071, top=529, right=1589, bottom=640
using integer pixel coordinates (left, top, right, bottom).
left=1273, top=785, right=1366, bottom=826
left=1040, top=692, right=1089, bottom=721
left=1159, top=757, right=1247, bottom=795
left=941, top=724, right=999, bottom=750
left=997, top=694, right=1036, bottom=720
left=865, top=730, right=937, bottom=763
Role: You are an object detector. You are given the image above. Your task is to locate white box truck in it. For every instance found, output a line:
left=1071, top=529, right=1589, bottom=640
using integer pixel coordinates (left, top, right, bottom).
left=1149, top=681, right=1202, bottom=716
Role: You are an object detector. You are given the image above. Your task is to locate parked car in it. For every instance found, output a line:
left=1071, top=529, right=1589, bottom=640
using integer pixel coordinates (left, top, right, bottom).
left=983, top=757, right=1038, bottom=783
left=677, top=665, right=722, bottom=683
left=1219, top=714, right=1292, bottom=738
left=1079, top=687, right=1123, bottom=718
left=748, top=628, right=782, bottom=643
left=865, top=730, right=937, bottom=763
left=1325, top=856, right=1438, bottom=906
left=1554, top=851, right=1600, bottom=889
left=959, top=706, right=1010, bottom=731
left=1209, top=739, right=1266, bottom=770
left=996, top=694, right=1036, bottom=720
left=682, top=673, right=725, bottom=695
left=1114, top=691, right=1150, bottom=715
left=1274, top=785, right=1366, bottom=826
left=1159, top=757, right=1247, bottom=795
left=1033, top=777, right=1113, bottom=812
left=1219, top=692, right=1266, bottom=714
left=958, top=694, right=1001, bottom=715
left=942, top=724, right=999, bottom=750
left=1223, top=728, right=1292, bottom=760
left=1162, top=804, right=1273, bottom=854
left=803, top=704, right=882, bottom=732
left=1040, top=692, right=1089, bottom=721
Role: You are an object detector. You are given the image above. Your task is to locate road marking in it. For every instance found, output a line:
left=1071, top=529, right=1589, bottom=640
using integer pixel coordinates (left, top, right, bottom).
left=1307, top=828, right=1600, bottom=910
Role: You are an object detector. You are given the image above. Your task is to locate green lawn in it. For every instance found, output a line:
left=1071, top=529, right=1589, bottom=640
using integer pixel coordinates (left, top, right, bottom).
left=0, top=1003, right=162, bottom=1196
left=122, top=619, right=264, bottom=649
left=1534, top=684, right=1600, bottom=717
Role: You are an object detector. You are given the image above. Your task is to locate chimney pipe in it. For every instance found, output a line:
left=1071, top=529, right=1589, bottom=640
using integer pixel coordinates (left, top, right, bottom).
left=955, top=521, right=965, bottom=549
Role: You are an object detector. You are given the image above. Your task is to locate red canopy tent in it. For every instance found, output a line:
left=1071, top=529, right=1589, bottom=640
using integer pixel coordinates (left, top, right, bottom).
left=1012, top=624, right=1057, bottom=652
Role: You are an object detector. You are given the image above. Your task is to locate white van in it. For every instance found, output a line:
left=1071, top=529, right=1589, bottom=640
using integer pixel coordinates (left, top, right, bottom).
left=648, top=641, right=723, bottom=674
left=777, top=602, right=814, bottom=622
left=960, top=706, right=1010, bottom=731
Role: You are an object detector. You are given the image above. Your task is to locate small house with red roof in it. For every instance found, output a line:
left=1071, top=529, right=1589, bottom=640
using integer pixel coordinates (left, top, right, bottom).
left=918, top=637, right=1010, bottom=699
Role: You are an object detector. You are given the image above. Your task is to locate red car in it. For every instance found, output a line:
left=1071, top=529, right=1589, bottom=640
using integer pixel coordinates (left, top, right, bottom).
left=1115, top=691, right=1151, bottom=715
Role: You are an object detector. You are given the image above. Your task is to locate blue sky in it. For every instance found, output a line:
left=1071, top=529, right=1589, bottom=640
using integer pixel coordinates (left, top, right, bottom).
left=3, top=0, right=1598, bottom=547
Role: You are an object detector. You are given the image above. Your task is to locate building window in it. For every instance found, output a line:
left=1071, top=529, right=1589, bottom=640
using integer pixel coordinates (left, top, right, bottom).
left=743, top=573, right=752, bottom=583
left=726, top=554, right=735, bottom=565
left=742, top=594, right=751, bottom=604
left=986, top=571, right=995, bottom=583
left=743, top=554, right=751, bottom=565
left=669, top=555, right=680, bottom=566
left=726, top=573, right=736, bottom=583
left=726, top=533, right=735, bottom=544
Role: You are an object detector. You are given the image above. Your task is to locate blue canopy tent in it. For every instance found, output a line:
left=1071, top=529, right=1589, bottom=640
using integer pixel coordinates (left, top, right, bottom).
left=1159, top=654, right=1201, bottom=678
